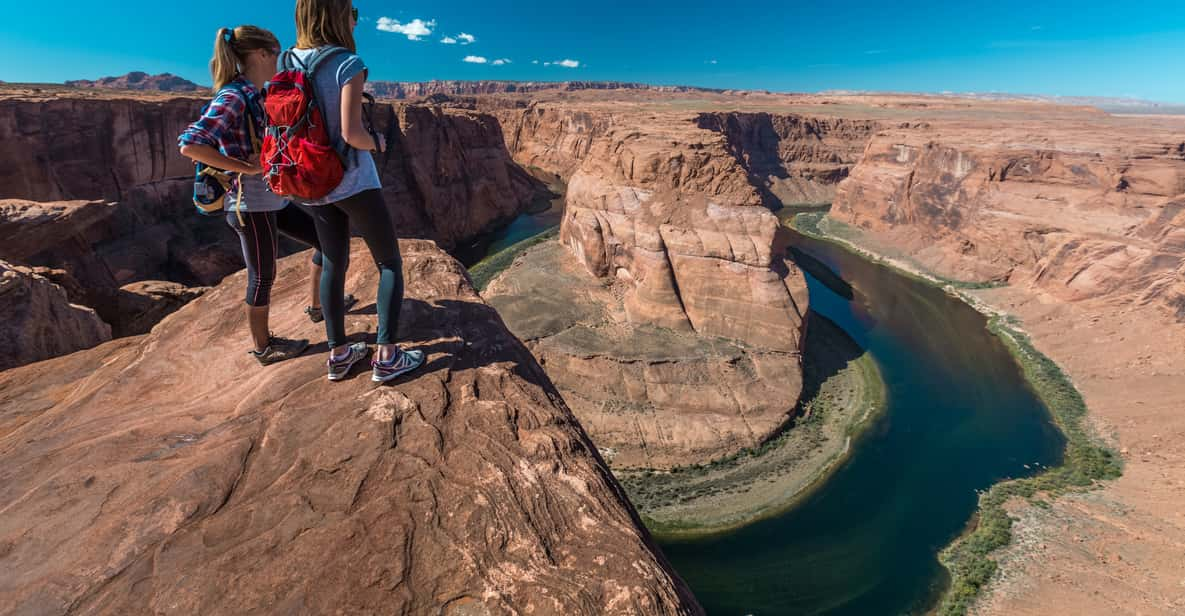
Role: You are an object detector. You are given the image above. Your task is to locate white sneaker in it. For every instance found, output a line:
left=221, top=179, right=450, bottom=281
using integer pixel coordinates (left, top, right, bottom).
left=371, top=348, right=425, bottom=383
left=327, top=342, right=370, bottom=381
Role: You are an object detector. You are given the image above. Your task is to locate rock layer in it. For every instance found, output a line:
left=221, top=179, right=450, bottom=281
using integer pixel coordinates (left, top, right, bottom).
left=0, top=260, right=111, bottom=370
left=0, top=240, right=701, bottom=615
left=832, top=124, right=1185, bottom=317
left=695, top=112, right=878, bottom=206
left=0, top=91, right=546, bottom=361
left=486, top=241, right=802, bottom=469
left=0, top=95, right=543, bottom=250
left=486, top=105, right=821, bottom=468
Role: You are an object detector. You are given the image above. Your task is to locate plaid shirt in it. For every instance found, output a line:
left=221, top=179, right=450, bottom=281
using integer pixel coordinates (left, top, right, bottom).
left=177, top=76, right=262, bottom=162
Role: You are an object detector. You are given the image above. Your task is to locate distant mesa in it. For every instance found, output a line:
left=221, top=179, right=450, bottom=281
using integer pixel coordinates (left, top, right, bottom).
left=64, top=72, right=206, bottom=92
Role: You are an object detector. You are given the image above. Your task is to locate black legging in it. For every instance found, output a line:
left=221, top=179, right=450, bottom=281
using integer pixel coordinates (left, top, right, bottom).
left=226, top=204, right=323, bottom=307
left=308, top=189, right=402, bottom=350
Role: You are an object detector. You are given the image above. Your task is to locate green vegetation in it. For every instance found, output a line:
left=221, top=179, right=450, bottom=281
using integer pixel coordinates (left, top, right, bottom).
left=788, top=211, right=1122, bottom=615
left=936, top=317, right=1122, bottom=615
left=467, top=227, right=559, bottom=291
left=618, top=316, right=887, bottom=538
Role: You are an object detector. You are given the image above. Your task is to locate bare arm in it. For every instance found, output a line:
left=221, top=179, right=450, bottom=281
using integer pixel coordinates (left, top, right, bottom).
left=341, top=73, right=384, bottom=152
left=179, top=144, right=259, bottom=175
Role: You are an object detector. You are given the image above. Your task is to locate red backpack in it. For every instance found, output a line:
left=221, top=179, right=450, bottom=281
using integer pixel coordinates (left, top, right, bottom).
left=260, top=47, right=349, bottom=201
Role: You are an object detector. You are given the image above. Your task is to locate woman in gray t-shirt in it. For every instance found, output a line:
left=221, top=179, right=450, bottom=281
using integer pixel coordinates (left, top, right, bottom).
left=292, top=0, right=425, bottom=383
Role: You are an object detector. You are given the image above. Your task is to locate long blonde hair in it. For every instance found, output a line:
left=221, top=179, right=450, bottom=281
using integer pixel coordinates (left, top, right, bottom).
left=295, top=0, right=356, bottom=52
left=210, top=25, right=281, bottom=90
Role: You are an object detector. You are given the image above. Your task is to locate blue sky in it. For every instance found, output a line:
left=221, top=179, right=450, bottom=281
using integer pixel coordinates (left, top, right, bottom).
left=3, top=1, right=1185, bottom=101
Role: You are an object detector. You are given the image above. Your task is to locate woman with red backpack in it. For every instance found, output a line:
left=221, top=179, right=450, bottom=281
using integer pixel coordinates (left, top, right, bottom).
left=178, top=25, right=354, bottom=366
left=270, top=0, right=425, bottom=383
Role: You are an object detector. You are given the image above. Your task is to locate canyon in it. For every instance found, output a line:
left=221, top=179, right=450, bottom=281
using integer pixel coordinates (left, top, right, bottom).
left=0, top=85, right=547, bottom=368
left=2, top=78, right=1184, bottom=613
left=481, top=105, right=877, bottom=470
left=475, top=88, right=1185, bottom=612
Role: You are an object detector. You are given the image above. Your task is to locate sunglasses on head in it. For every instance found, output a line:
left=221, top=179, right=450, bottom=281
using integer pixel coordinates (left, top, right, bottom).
left=351, top=6, right=359, bottom=21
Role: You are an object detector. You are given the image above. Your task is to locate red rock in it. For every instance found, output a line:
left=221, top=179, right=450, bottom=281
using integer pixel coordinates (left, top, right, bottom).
left=831, top=123, right=1185, bottom=317
left=0, top=259, right=111, bottom=370
left=0, top=240, right=700, bottom=614
left=100, top=280, right=210, bottom=338
left=0, top=94, right=542, bottom=250
left=486, top=105, right=819, bottom=468
left=64, top=72, right=206, bottom=92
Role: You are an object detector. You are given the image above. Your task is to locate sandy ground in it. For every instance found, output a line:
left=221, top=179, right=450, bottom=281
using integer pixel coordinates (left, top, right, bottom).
left=968, top=289, right=1185, bottom=615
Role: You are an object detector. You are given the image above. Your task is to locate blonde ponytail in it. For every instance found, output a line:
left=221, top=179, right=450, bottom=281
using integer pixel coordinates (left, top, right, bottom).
left=209, top=26, right=282, bottom=90
left=210, top=28, right=239, bottom=90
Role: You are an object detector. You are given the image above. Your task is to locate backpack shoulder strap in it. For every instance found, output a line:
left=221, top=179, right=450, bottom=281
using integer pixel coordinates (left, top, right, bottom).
left=221, top=81, right=263, bottom=153
left=279, top=48, right=299, bottom=72
left=306, top=46, right=350, bottom=78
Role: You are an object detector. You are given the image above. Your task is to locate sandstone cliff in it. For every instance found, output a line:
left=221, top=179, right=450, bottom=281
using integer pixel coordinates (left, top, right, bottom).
left=485, top=106, right=832, bottom=468
left=695, top=112, right=878, bottom=206
left=0, top=95, right=543, bottom=249
left=0, top=260, right=111, bottom=370
left=0, top=92, right=545, bottom=357
left=0, top=240, right=701, bottom=615
left=831, top=123, right=1185, bottom=317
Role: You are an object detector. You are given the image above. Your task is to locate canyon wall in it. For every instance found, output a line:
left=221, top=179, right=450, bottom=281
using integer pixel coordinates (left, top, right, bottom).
left=0, top=96, right=542, bottom=249
left=0, top=93, right=544, bottom=367
left=485, top=107, right=875, bottom=467
left=0, top=260, right=111, bottom=370
left=0, top=240, right=702, bottom=615
left=831, top=124, right=1185, bottom=317
left=695, top=112, right=879, bottom=206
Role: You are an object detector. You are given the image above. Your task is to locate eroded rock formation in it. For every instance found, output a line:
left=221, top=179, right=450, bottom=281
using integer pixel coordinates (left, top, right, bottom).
left=0, top=240, right=701, bottom=615
left=0, top=260, right=111, bottom=370
left=0, top=91, right=546, bottom=361
left=831, top=124, right=1185, bottom=317
left=695, top=112, right=878, bottom=206
left=486, top=106, right=842, bottom=468
left=0, top=95, right=543, bottom=249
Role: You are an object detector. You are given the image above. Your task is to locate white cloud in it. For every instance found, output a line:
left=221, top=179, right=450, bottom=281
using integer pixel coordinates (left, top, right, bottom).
left=457, top=33, right=476, bottom=45
left=540, top=59, right=579, bottom=68
left=441, top=36, right=457, bottom=44
left=376, top=17, right=436, bottom=41
left=492, top=58, right=512, bottom=66
left=706, top=59, right=718, bottom=64
left=463, top=55, right=488, bottom=64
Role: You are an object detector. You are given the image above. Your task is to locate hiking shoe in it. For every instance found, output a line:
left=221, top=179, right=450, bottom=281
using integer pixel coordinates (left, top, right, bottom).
left=327, top=341, right=370, bottom=381
left=371, top=348, right=426, bottom=383
left=250, top=335, right=310, bottom=366
left=306, top=294, right=358, bottom=324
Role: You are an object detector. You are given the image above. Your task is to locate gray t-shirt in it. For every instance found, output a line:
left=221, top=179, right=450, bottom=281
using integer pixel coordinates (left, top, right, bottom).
left=287, top=46, right=382, bottom=206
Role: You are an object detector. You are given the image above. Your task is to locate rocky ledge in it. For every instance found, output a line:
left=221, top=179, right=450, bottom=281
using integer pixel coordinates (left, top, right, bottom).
left=0, top=240, right=700, bottom=615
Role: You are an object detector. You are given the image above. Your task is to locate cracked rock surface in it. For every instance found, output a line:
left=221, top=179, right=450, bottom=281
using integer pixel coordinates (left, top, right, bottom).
left=0, top=239, right=700, bottom=616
